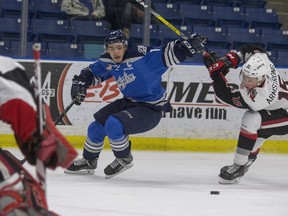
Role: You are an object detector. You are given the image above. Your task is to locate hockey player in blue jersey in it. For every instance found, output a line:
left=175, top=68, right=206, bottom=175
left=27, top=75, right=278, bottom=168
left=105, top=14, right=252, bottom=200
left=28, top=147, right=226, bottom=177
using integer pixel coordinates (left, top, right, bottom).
left=64, top=29, right=207, bottom=178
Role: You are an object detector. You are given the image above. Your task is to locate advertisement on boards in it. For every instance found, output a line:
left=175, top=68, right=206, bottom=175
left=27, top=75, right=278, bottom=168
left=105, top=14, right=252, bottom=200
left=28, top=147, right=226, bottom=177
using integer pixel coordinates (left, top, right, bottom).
left=1, top=60, right=287, bottom=139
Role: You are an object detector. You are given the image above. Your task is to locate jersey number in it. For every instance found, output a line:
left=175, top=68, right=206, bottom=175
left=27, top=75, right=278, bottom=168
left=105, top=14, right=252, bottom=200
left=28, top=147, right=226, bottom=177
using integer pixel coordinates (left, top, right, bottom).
left=279, top=76, right=288, bottom=100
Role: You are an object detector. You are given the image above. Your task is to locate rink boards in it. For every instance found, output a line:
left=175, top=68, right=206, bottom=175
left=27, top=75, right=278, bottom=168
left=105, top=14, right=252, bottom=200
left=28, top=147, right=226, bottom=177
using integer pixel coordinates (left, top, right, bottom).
left=0, top=60, right=287, bottom=152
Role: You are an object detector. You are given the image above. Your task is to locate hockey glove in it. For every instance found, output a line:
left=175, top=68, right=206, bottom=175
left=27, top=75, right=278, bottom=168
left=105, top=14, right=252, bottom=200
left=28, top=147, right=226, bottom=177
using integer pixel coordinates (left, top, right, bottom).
left=18, top=105, right=78, bottom=169
left=203, top=51, right=224, bottom=79
left=203, top=51, right=241, bottom=79
left=71, top=75, right=90, bottom=105
left=179, top=33, right=207, bottom=57
left=221, top=51, right=241, bottom=69
left=237, top=44, right=267, bottom=62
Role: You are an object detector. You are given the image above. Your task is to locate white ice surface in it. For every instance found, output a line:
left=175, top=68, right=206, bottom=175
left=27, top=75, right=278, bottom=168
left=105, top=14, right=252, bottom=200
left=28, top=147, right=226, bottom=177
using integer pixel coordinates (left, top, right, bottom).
left=6, top=148, right=288, bottom=216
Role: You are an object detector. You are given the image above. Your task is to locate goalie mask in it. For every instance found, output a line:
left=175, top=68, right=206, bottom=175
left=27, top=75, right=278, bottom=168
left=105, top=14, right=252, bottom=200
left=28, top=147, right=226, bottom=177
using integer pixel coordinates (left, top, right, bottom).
left=240, top=53, right=270, bottom=90
left=104, top=29, right=128, bottom=48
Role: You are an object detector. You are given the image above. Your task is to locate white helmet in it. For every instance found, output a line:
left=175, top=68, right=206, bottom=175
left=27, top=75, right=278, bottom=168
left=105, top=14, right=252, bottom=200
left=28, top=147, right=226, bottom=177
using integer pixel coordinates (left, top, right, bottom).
left=241, top=53, right=271, bottom=86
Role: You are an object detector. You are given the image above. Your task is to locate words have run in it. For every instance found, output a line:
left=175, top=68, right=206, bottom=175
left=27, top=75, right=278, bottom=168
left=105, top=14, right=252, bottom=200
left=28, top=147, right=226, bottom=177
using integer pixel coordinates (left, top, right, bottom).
left=161, top=81, right=239, bottom=120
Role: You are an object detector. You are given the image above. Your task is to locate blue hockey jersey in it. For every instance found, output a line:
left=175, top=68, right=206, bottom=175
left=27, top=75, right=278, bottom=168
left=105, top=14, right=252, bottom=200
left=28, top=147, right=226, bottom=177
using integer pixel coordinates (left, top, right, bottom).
left=80, top=40, right=188, bottom=108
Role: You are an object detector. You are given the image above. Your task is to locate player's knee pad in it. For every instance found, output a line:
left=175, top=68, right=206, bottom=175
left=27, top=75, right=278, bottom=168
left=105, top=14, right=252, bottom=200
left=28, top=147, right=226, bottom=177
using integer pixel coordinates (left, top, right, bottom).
left=105, top=115, right=125, bottom=141
left=241, top=110, right=262, bottom=134
left=87, top=120, right=106, bottom=143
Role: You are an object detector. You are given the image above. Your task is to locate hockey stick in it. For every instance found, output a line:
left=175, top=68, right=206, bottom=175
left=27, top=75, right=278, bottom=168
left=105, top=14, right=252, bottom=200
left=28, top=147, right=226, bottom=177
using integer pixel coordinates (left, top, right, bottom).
left=33, top=43, right=47, bottom=195
left=135, top=0, right=189, bottom=40
left=54, top=99, right=76, bottom=125
left=2, top=149, right=26, bottom=165
left=135, top=0, right=206, bottom=54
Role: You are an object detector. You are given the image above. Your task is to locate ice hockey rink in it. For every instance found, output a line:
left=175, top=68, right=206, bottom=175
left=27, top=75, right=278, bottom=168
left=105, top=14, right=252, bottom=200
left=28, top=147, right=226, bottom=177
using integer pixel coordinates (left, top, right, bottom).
left=7, top=148, right=288, bottom=216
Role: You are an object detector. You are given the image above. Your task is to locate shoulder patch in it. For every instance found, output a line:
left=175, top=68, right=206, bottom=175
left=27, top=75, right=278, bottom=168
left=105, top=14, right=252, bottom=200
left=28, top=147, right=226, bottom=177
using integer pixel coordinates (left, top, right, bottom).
left=137, top=45, right=147, bottom=55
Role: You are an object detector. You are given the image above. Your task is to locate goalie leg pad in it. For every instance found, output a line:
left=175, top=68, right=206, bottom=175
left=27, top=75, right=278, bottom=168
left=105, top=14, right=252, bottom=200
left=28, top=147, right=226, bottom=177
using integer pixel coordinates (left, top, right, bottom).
left=37, top=105, right=78, bottom=169
left=0, top=148, right=52, bottom=214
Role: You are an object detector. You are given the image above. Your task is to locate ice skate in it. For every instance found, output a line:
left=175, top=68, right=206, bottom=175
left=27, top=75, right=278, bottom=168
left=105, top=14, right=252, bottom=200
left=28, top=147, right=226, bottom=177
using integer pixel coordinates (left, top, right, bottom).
left=218, top=163, right=247, bottom=184
left=64, top=158, right=98, bottom=175
left=104, top=153, right=133, bottom=179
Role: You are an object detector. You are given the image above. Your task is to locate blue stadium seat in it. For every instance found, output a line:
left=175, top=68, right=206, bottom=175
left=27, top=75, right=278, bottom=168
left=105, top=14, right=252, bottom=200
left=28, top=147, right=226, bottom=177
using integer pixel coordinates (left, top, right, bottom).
left=0, top=17, right=35, bottom=41
left=213, top=6, right=248, bottom=28
left=266, top=50, right=277, bottom=66
left=70, top=20, right=110, bottom=44
left=203, top=0, right=233, bottom=6
left=0, top=0, right=23, bottom=11
left=154, top=3, right=182, bottom=25
left=0, top=40, right=11, bottom=56
left=0, top=0, right=34, bottom=18
left=47, top=43, right=84, bottom=59
left=130, top=24, right=161, bottom=46
left=10, top=41, right=48, bottom=58
left=227, top=27, right=264, bottom=50
left=178, top=4, right=215, bottom=26
left=154, top=0, right=169, bottom=3
left=210, top=48, right=232, bottom=57
left=158, top=24, right=192, bottom=44
left=193, top=26, right=230, bottom=49
left=32, top=18, right=74, bottom=43
left=276, top=51, right=288, bottom=67
left=30, top=0, right=66, bottom=19
left=169, top=0, right=202, bottom=4
left=232, top=0, right=266, bottom=8
left=246, top=8, right=281, bottom=29
left=261, top=29, right=288, bottom=51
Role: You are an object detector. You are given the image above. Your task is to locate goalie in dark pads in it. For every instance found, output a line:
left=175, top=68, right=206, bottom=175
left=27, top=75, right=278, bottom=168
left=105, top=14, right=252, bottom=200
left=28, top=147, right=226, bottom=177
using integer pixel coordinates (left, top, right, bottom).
left=64, top=29, right=207, bottom=178
left=203, top=45, right=288, bottom=184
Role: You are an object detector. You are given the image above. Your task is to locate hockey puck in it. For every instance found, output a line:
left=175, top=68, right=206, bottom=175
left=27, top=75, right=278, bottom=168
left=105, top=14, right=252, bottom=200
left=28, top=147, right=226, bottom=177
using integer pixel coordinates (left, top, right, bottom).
left=210, top=191, right=220, bottom=195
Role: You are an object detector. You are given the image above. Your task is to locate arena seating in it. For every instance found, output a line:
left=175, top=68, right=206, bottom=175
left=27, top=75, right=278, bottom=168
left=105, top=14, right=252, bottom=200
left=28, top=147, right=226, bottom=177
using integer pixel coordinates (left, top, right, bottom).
left=47, top=42, right=84, bottom=59
left=0, top=40, right=11, bottom=56
left=10, top=41, right=48, bottom=58
left=130, top=24, right=161, bottom=46
left=70, top=20, right=110, bottom=44
left=32, top=18, right=74, bottom=43
left=0, top=0, right=287, bottom=67
left=154, top=3, right=182, bottom=25
left=193, top=26, right=230, bottom=49
left=213, top=6, right=248, bottom=28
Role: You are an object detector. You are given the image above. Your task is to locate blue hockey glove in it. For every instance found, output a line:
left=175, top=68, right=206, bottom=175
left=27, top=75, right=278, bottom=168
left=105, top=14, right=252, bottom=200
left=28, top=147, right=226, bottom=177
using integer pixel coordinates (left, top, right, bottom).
left=180, top=33, right=207, bottom=57
left=71, top=75, right=90, bottom=105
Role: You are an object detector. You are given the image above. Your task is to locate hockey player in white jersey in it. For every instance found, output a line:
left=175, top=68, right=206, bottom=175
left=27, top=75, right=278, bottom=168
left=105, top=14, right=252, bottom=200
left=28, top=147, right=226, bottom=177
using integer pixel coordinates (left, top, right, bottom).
left=203, top=45, right=288, bottom=184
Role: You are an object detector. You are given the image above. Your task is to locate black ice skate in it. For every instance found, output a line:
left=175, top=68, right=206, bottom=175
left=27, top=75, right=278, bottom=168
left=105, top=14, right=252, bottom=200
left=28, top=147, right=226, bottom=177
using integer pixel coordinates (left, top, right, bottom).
left=104, top=153, right=133, bottom=179
left=64, top=158, right=98, bottom=175
left=218, top=163, right=247, bottom=184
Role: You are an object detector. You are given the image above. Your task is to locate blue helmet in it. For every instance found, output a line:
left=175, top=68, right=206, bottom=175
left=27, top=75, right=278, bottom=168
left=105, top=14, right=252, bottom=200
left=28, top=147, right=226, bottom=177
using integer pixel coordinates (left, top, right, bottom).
left=104, top=29, right=128, bottom=48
